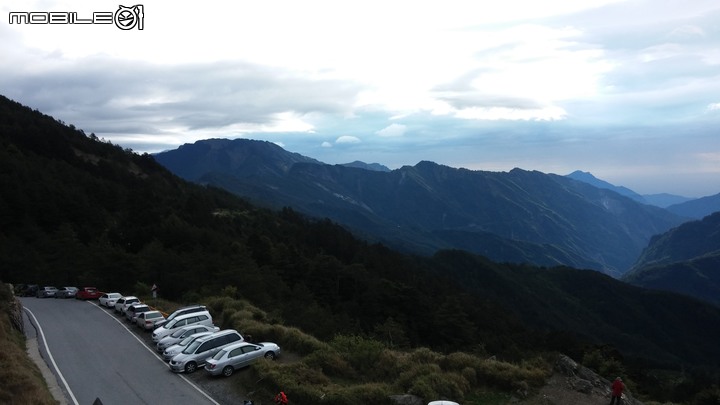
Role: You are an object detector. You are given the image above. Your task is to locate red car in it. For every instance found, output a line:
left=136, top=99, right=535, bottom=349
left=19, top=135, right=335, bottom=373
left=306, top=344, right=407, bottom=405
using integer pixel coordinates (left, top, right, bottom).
left=76, top=287, right=103, bottom=300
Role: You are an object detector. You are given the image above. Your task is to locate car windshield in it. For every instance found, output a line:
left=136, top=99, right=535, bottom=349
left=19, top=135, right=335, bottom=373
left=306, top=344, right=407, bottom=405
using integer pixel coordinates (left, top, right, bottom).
left=169, top=328, right=187, bottom=338
left=212, top=349, right=229, bottom=360
left=179, top=334, right=203, bottom=346
left=146, top=312, right=161, bottom=319
left=182, top=340, right=202, bottom=354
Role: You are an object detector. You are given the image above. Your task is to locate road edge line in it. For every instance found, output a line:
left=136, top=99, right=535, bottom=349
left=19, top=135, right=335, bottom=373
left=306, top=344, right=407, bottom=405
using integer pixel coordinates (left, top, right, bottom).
left=88, top=301, right=221, bottom=405
left=24, top=307, right=80, bottom=405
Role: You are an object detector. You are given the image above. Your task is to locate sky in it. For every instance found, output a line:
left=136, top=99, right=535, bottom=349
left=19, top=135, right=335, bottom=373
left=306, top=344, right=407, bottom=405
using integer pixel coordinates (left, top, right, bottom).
left=2, top=0, right=720, bottom=197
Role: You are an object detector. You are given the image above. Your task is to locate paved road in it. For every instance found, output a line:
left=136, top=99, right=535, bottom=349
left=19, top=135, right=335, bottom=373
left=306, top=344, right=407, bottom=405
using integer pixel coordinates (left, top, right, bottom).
left=21, top=297, right=220, bottom=405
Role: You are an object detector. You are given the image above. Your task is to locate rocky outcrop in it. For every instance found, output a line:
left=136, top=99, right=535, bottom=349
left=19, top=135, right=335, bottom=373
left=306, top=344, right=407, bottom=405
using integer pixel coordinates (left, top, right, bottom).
left=553, top=354, right=643, bottom=405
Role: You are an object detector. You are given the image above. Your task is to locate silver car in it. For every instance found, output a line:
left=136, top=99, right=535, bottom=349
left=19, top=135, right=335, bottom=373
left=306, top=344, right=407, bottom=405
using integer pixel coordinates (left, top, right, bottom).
left=119, top=296, right=141, bottom=315
left=55, top=287, right=78, bottom=298
left=136, top=311, right=166, bottom=330
left=125, top=303, right=150, bottom=323
left=156, top=324, right=220, bottom=352
left=204, top=341, right=280, bottom=377
left=169, top=330, right=243, bottom=373
left=162, top=332, right=214, bottom=362
left=37, top=286, right=58, bottom=298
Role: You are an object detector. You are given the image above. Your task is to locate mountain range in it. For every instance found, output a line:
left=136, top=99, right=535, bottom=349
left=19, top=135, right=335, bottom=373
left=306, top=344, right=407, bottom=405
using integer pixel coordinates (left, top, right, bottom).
left=154, top=138, right=686, bottom=277
left=566, top=170, right=720, bottom=218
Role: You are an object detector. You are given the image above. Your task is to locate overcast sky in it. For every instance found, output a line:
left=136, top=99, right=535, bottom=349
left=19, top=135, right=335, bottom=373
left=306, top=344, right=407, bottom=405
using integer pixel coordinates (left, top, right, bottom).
left=2, top=0, right=720, bottom=197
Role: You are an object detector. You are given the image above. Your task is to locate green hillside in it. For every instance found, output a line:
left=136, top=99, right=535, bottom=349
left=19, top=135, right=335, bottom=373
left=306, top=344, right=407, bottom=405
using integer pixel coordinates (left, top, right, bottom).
left=624, top=212, right=720, bottom=306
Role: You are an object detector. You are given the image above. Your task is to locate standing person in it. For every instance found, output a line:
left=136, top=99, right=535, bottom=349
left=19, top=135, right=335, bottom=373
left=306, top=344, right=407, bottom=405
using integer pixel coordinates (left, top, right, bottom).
left=610, top=377, right=625, bottom=405
left=274, top=391, right=288, bottom=405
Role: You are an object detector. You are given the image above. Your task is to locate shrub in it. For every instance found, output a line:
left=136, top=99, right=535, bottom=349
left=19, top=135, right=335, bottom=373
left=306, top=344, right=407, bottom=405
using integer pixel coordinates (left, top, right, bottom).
left=304, top=349, right=357, bottom=379
left=330, top=335, right=385, bottom=378
left=324, top=383, right=395, bottom=405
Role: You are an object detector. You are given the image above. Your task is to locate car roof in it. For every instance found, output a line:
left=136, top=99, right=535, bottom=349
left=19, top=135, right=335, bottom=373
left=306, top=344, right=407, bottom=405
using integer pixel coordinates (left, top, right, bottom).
left=196, top=329, right=238, bottom=342
left=218, top=340, right=254, bottom=352
left=173, top=310, right=210, bottom=320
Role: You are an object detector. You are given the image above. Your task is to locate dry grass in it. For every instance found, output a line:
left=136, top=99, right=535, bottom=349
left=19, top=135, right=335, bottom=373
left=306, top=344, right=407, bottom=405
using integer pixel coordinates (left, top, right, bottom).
left=0, top=285, right=57, bottom=405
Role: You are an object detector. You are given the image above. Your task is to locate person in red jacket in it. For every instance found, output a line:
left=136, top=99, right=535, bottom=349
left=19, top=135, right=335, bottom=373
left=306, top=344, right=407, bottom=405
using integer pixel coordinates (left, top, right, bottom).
left=610, top=376, right=625, bottom=405
left=274, top=391, right=288, bottom=405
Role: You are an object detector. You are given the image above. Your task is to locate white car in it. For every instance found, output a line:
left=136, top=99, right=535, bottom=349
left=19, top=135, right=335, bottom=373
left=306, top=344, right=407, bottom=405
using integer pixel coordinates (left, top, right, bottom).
left=99, top=292, right=122, bottom=308
left=204, top=341, right=280, bottom=377
left=117, top=296, right=140, bottom=315
left=156, top=324, right=220, bottom=352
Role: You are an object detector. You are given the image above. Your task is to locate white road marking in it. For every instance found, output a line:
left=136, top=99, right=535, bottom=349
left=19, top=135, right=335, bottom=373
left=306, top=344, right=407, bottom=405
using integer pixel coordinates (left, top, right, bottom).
left=88, top=301, right=220, bottom=405
left=24, top=307, right=80, bottom=405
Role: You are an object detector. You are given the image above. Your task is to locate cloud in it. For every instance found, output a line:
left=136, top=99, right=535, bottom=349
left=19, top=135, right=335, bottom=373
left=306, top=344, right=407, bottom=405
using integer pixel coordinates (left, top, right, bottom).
left=376, top=123, right=407, bottom=137
left=321, top=141, right=333, bottom=148
left=336, top=135, right=361, bottom=144
left=708, top=103, right=720, bottom=111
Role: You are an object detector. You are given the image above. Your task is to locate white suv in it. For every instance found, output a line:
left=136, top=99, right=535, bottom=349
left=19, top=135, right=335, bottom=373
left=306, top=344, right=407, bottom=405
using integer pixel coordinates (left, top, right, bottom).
left=152, top=311, right=213, bottom=343
left=154, top=305, right=207, bottom=329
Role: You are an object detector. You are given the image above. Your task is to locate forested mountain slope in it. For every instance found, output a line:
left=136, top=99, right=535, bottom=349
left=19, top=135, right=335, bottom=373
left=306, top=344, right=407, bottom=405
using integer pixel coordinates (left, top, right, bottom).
left=624, top=211, right=720, bottom=306
left=156, top=140, right=685, bottom=276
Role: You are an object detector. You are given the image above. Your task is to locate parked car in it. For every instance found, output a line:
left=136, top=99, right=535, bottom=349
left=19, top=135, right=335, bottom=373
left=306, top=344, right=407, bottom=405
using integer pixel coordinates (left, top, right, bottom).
left=76, top=287, right=103, bottom=300
left=55, top=286, right=78, bottom=298
left=117, top=296, right=140, bottom=314
left=13, top=284, right=28, bottom=296
left=169, top=330, right=244, bottom=373
left=125, top=303, right=150, bottom=323
left=152, top=311, right=213, bottom=343
left=136, top=310, right=166, bottom=330
left=205, top=341, right=280, bottom=377
left=99, top=292, right=123, bottom=308
left=162, top=331, right=215, bottom=362
left=23, top=284, right=39, bottom=297
left=153, top=304, right=207, bottom=329
left=156, top=324, right=221, bottom=352
left=37, top=286, right=58, bottom=298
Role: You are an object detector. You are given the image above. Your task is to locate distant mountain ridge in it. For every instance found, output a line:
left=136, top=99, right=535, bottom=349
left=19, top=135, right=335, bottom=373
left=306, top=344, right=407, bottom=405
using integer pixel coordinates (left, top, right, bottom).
left=340, top=161, right=391, bottom=172
left=155, top=139, right=686, bottom=276
left=565, top=170, right=699, bottom=208
left=623, top=212, right=720, bottom=306
left=666, top=192, right=720, bottom=219
left=566, top=170, right=645, bottom=202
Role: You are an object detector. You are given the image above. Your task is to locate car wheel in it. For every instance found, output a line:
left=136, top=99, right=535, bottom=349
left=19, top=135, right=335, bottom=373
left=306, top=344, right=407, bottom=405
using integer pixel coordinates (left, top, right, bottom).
left=264, top=352, right=276, bottom=360
left=222, top=366, right=234, bottom=377
left=185, top=362, right=198, bottom=373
